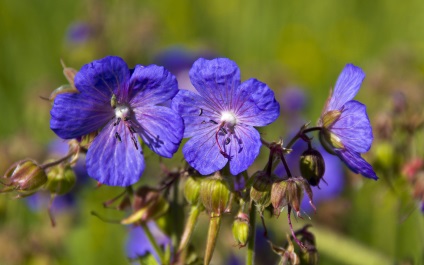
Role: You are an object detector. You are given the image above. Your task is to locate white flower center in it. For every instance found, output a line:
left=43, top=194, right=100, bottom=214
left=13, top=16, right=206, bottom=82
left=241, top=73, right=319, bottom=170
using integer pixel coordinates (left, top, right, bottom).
left=115, top=104, right=131, bottom=121
left=220, top=111, right=237, bottom=130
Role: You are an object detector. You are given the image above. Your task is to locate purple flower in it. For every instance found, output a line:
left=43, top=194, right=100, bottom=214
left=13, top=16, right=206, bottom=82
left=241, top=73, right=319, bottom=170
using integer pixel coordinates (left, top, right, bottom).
left=318, top=64, right=377, bottom=180
left=50, top=56, right=184, bottom=186
left=172, top=58, right=280, bottom=175
left=126, top=222, right=171, bottom=262
left=66, top=22, right=92, bottom=44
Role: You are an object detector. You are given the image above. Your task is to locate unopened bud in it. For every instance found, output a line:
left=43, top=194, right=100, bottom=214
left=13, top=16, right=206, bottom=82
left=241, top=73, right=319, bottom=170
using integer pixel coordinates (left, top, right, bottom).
left=300, top=148, right=325, bottom=187
left=232, top=212, right=250, bottom=248
left=184, top=176, right=202, bottom=205
left=2, top=159, right=47, bottom=195
left=121, top=187, right=169, bottom=224
left=200, top=174, right=231, bottom=217
left=249, top=171, right=275, bottom=211
left=45, top=164, right=76, bottom=195
left=272, top=177, right=315, bottom=217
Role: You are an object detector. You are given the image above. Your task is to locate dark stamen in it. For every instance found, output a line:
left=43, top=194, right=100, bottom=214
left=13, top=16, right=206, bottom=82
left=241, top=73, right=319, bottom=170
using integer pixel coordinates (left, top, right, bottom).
left=115, top=132, right=122, bottom=142
left=199, top=108, right=203, bottom=116
left=225, top=138, right=231, bottom=145
left=131, top=136, right=138, bottom=150
left=215, top=121, right=229, bottom=158
left=114, top=118, right=121, bottom=126
left=209, top=120, right=218, bottom=125
left=221, top=127, right=228, bottom=134
left=129, top=126, right=136, bottom=133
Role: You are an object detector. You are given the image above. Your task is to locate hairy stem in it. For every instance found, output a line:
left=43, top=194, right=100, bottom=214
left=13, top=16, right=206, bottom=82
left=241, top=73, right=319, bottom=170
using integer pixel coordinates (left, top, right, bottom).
left=204, top=215, right=222, bottom=265
left=178, top=204, right=202, bottom=253
left=246, top=204, right=257, bottom=265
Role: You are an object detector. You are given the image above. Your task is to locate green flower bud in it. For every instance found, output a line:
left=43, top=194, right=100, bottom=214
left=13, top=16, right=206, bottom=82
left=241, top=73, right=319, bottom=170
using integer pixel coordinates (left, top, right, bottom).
left=200, top=174, right=231, bottom=217
left=300, top=148, right=325, bottom=187
left=2, top=159, right=47, bottom=195
left=232, top=212, right=250, bottom=248
left=45, top=164, right=76, bottom=195
left=184, top=176, right=202, bottom=205
left=249, top=171, right=275, bottom=211
left=374, top=142, right=396, bottom=170
left=121, top=187, right=169, bottom=225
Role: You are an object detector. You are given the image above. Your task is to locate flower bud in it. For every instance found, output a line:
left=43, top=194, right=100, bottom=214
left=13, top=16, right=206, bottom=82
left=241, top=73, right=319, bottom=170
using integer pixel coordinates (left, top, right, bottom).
left=272, top=177, right=315, bottom=217
left=121, top=187, right=169, bottom=224
left=249, top=171, right=275, bottom=211
left=2, top=159, right=47, bottom=195
left=45, top=164, right=76, bottom=195
left=232, top=212, right=250, bottom=248
left=200, top=174, right=231, bottom=217
left=300, top=149, right=325, bottom=187
left=184, top=176, right=202, bottom=205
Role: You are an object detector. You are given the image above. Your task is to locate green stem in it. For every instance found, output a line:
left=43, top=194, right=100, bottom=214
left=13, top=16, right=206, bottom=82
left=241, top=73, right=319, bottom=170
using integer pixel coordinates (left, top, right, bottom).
left=141, top=222, right=164, bottom=265
left=178, top=204, right=202, bottom=253
left=285, top=126, right=322, bottom=149
left=204, top=215, right=222, bottom=265
left=246, top=205, right=257, bottom=265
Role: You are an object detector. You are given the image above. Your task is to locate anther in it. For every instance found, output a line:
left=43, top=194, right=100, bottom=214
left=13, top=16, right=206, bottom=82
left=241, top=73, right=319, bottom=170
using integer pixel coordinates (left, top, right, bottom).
left=131, top=136, right=138, bottom=150
left=114, top=118, right=121, bottom=126
left=199, top=108, right=203, bottom=116
left=115, top=132, right=122, bottom=142
left=129, top=126, right=136, bottom=133
left=209, top=120, right=218, bottom=125
left=225, top=138, right=231, bottom=145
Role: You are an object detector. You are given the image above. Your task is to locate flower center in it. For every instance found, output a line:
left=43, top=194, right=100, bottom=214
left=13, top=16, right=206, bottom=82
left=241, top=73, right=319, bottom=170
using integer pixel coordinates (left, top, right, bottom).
left=220, top=111, right=237, bottom=131
left=115, top=104, right=131, bottom=121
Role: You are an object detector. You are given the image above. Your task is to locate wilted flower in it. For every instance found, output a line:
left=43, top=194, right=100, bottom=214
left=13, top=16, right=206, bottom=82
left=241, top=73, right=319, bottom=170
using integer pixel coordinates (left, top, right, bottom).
left=172, top=58, right=280, bottom=175
left=50, top=56, right=184, bottom=186
left=318, top=64, right=377, bottom=180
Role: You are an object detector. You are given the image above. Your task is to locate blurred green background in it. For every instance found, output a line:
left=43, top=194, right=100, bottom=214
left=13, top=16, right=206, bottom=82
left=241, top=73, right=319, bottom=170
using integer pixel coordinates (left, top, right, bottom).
left=0, top=0, right=424, bottom=264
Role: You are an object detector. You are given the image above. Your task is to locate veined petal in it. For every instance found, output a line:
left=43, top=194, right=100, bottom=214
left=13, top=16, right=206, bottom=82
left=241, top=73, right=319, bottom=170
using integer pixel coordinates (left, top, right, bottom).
left=330, top=100, right=373, bottom=153
left=50, top=92, right=113, bottom=139
left=134, top=105, right=184, bottom=158
left=235, top=78, right=280, bottom=127
left=74, top=56, right=130, bottom=102
left=189, top=58, right=241, bottom=110
left=328, top=64, right=365, bottom=111
left=86, top=121, right=145, bottom=186
left=129, top=65, right=179, bottom=106
left=171, top=89, right=221, bottom=138
left=223, top=125, right=261, bottom=175
left=335, top=149, right=378, bottom=180
left=182, top=130, right=227, bottom=175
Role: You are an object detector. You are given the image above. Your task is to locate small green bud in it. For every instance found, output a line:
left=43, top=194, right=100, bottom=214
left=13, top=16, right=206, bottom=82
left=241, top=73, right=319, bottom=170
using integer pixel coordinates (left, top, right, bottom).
left=300, top=148, right=325, bottom=187
left=232, top=212, right=250, bottom=248
left=121, top=187, right=169, bottom=224
left=2, top=159, right=47, bottom=195
left=249, top=171, right=275, bottom=211
left=184, top=176, right=202, bottom=205
left=45, top=164, right=76, bottom=195
left=200, top=173, right=231, bottom=217
left=374, top=142, right=396, bottom=170
left=318, top=129, right=344, bottom=155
